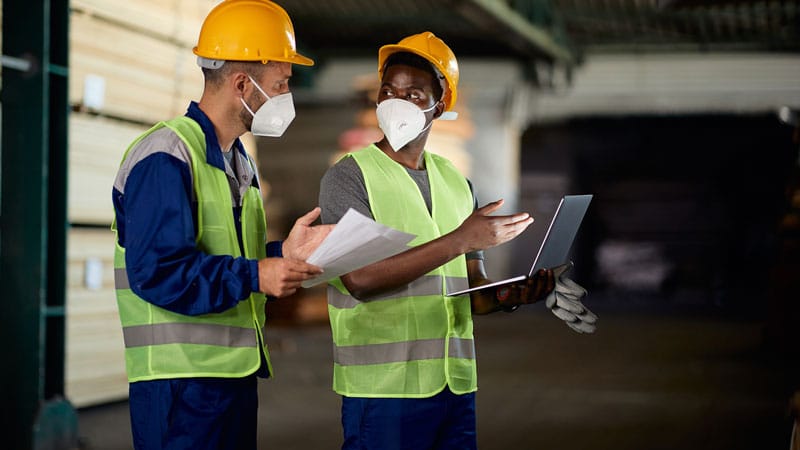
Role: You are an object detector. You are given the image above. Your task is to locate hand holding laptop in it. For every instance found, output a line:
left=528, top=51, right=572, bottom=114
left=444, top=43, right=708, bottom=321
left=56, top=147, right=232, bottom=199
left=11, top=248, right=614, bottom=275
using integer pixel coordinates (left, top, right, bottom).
left=447, top=194, right=599, bottom=333
left=492, top=268, right=555, bottom=312
left=491, top=262, right=598, bottom=333
left=447, top=195, right=593, bottom=297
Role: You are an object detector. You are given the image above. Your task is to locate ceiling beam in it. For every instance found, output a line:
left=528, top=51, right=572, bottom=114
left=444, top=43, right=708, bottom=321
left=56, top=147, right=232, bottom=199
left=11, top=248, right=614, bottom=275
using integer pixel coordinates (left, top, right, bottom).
left=462, top=0, right=574, bottom=65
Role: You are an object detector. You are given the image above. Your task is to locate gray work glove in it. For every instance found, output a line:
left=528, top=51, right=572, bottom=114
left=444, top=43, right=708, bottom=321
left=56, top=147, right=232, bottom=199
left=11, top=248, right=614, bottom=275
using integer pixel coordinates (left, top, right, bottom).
left=545, top=263, right=597, bottom=334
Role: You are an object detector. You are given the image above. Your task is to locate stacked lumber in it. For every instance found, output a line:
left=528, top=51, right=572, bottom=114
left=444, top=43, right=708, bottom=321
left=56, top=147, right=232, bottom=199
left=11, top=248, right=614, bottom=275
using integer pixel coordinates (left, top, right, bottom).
left=68, top=114, right=148, bottom=224
left=68, top=10, right=203, bottom=123
left=65, top=227, right=127, bottom=408
left=65, top=0, right=227, bottom=407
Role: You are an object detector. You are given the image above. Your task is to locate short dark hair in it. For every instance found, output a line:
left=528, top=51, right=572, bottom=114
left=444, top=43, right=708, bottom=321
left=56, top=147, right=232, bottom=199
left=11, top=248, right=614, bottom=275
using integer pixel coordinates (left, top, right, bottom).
left=201, top=60, right=270, bottom=87
left=382, top=52, right=443, bottom=102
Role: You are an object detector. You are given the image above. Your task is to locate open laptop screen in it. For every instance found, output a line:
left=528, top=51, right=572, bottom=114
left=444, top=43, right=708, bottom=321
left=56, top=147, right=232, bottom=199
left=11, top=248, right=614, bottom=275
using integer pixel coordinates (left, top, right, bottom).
left=446, top=194, right=592, bottom=297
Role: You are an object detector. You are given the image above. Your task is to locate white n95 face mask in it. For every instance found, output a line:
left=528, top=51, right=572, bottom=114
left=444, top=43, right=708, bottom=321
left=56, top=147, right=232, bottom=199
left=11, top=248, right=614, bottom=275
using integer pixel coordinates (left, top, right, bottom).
left=241, top=75, right=295, bottom=137
left=376, top=99, right=436, bottom=151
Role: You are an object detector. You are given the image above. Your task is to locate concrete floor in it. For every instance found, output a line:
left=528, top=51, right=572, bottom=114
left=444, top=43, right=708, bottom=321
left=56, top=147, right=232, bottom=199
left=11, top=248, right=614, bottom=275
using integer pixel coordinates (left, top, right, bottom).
left=76, top=292, right=799, bottom=450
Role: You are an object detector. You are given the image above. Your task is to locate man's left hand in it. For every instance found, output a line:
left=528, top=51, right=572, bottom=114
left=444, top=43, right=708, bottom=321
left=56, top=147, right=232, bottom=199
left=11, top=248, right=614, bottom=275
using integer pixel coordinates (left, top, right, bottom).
left=496, top=268, right=555, bottom=311
left=283, top=207, right=334, bottom=261
left=517, top=268, right=555, bottom=304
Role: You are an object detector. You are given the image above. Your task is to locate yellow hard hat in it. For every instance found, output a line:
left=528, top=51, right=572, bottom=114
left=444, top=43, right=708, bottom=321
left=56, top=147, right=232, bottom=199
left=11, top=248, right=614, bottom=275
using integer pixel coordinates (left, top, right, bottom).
left=193, top=0, right=314, bottom=67
left=378, top=31, right=459, bottom=111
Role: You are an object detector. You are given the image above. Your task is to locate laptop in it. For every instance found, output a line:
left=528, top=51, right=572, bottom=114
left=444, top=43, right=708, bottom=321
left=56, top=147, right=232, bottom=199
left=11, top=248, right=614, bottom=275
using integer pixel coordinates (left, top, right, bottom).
left=446, top=194, right=593, bottom=296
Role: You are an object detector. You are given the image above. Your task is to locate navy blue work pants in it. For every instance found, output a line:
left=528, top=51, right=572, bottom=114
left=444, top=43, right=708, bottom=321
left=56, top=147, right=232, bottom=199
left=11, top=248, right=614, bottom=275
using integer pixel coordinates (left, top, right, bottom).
left=341, top=387, right=477, bottom=450
left=129, top=376, right=258, bottom=450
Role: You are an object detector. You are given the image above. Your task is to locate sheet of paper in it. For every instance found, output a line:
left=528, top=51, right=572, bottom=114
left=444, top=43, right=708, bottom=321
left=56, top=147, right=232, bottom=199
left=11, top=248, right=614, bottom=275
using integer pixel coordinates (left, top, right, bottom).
left=301, top=208, right=416, bottom=288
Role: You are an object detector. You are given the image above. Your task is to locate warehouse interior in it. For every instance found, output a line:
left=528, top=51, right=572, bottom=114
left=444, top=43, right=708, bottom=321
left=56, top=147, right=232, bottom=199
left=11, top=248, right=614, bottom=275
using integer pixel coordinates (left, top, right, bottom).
left=1, top=0, right=800, bottom=449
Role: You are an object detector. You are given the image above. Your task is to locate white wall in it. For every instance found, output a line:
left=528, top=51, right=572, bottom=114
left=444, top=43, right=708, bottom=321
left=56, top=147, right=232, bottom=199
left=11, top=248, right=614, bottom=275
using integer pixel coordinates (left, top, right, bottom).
left=529, top=52, right=800, bottom=122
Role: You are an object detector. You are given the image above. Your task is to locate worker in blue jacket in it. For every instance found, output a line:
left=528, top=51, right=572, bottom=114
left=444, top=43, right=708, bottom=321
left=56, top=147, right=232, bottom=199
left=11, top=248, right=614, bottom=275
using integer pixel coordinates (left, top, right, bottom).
left=111, top=2, right=330, bottom=449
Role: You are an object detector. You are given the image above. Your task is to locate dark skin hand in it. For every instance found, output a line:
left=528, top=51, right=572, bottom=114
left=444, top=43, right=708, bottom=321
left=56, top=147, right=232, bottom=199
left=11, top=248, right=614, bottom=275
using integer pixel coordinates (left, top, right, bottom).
left=468, top=259, right=555, bottom=315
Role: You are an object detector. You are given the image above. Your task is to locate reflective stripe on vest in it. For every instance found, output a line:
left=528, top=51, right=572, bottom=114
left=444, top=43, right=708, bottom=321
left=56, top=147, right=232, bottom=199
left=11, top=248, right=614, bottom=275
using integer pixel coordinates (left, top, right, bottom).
left=334, top=337, right=475, bottom=366
left=123, top=322, right=259, bottom=348
left=327, top=144, right=476, bottom=397
left=114, top=268, right=129, bottom=289
left=113, top=116, right=270, bottom=382
left=327, top=274, right=469, bottom=309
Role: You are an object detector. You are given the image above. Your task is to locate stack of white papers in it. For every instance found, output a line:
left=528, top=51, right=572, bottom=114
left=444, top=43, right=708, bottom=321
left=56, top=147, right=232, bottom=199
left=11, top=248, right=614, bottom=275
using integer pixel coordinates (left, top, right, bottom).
left=301, top=208, right=416, bottom=288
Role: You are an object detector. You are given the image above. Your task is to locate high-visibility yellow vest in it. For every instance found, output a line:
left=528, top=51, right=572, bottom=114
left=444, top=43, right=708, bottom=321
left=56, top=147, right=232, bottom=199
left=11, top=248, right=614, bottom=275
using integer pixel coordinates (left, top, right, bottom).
left=327, top=144, right=475, bottom=398
left=113, top=116, right=271, bottom=382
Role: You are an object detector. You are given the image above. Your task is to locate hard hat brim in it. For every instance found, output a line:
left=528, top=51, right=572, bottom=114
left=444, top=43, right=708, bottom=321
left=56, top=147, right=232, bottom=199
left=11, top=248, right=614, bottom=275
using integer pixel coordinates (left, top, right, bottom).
left=378, top=44, right=416, bottom=71
left=193, top=50, right=315, bottom=67
left=272, top=53, right=315, bottom=67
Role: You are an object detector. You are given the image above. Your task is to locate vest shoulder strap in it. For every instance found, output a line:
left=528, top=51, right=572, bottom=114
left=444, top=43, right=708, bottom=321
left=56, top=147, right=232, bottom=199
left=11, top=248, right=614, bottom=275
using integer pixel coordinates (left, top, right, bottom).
left=162, top=116, right=205, bottom=156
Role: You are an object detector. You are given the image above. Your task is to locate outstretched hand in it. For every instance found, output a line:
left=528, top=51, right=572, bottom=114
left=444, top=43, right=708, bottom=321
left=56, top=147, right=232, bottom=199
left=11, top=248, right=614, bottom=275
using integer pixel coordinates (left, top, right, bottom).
left=454, top=199, right=534, bottom=254
left=282, top=207, right=334, bottom=261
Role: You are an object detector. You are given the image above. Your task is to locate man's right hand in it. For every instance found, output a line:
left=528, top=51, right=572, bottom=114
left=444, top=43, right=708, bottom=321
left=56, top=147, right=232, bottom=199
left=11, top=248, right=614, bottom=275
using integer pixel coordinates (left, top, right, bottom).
left=453, top=199, right=534, bottom=253
left=257, top=258, right=323, bottom=298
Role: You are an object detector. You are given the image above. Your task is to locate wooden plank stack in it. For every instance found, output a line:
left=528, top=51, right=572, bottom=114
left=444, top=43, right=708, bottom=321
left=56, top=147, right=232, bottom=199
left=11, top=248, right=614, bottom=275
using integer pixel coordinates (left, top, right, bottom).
left=65, top=0, right=221, bottom=408
left=66, top=228, right=127, bottom=406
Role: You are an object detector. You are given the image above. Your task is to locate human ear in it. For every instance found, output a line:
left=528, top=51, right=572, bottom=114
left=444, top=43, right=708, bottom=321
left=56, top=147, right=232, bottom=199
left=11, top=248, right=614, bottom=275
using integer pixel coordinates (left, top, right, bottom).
left=433, top=100, right=445, bottom=119
left=232, top=72, right=249, bottom=96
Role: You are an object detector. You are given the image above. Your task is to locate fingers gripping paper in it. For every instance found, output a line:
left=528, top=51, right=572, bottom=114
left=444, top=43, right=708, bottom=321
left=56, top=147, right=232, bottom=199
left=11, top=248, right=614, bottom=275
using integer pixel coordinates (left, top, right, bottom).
left=301, top=209, right=416, bottom=288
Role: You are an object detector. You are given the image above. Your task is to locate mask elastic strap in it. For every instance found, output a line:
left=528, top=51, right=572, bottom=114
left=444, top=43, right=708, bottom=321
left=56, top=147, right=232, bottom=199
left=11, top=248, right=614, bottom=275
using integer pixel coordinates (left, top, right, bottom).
left=419, top=101, right=440, bottom=133
left=247, top=75, right=272, bottom=101
left=420, top=120, right=434, bottom=134
left=240, top=97, right=257, bottom=116
left=421, top=102, right=438, bottom=113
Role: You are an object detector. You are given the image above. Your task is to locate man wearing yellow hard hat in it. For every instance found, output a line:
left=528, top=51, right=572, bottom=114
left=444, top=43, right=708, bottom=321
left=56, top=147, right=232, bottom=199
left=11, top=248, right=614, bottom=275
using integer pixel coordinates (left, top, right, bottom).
left=111, top=1, right=330, bottom=449
left=319, top=32, right=556, bottom=449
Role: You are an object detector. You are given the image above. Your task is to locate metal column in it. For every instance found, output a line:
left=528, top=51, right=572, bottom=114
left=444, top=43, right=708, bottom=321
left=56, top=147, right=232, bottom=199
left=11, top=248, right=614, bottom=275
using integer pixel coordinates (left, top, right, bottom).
left=1, top=1, right=75, bottom=449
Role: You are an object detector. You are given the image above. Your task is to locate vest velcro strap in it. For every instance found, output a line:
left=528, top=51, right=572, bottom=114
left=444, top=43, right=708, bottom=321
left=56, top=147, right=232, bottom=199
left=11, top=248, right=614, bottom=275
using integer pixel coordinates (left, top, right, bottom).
left=328, top=275, right=469, bottom=309
left=115, top=268, right=130, bottom=290
left=123, top=322, right=257, bottom=348
left=334, top=337, right=475, bottom=366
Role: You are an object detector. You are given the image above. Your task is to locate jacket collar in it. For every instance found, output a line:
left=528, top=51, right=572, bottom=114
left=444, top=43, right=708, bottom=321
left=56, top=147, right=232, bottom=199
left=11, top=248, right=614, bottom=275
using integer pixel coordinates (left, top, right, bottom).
left=185, top=101, right=249, bottom=171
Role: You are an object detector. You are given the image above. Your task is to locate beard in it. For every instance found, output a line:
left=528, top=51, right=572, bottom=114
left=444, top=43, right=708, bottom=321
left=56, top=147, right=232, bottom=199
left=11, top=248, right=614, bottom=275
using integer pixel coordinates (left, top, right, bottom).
left=239, top=91, right=261, bottom=132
